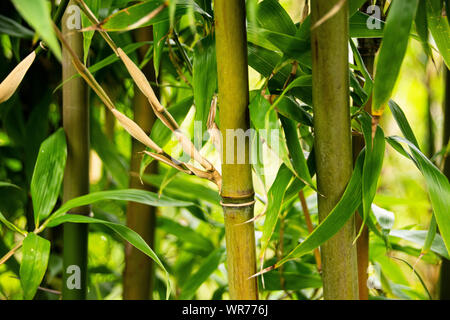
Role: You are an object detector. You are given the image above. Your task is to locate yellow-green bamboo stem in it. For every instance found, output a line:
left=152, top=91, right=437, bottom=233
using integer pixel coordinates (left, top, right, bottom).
left=123, top=27, right=158, bottom=300
left=214, top=0, right=258, bottom=300
left=439, top=68, right=450, bottom=300
left=311, top=0, right=359, bottom=300
left=61, top=0, right=90, bottom=300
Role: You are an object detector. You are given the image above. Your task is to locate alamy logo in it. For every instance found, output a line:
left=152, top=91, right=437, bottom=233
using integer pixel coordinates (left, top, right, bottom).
left=66, top=5, right=82, bottom=30
left=66, top=265, right=81, bottom=290
left=366, top=5, right=382, bottom=30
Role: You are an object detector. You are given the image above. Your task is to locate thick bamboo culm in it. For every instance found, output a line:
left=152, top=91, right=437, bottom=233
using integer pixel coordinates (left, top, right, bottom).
left=311, top=0, right=359, bottom=299
left=439, top=68, right=450, bottom=300
left=214, top=0, right=258, bottom=299
left=61, top=0, right=90, bottom=300
left=123, top=27, right=158, bottom=300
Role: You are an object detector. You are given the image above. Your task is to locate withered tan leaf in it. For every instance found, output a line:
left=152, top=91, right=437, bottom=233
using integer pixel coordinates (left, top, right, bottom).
left=0, top=51, right=36, bottom=104
left=111, top=108, right=163, bottom=153
left=117, top=48, right=163, bottom=112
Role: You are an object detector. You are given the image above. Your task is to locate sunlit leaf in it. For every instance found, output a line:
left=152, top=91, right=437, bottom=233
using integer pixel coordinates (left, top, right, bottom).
left=20, top=233, right=50, bottom=300
left=31, top=129, right=67, bottom=226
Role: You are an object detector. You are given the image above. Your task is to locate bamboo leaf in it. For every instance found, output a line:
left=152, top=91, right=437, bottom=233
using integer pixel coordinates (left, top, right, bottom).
left=358, top=113, right=385, bottom=240
left=0, top=211, right=26, bottom=236
left=349, top=12, right=385, bottom=38
left=256, top=0, right=296, bottom=36
left=11, top=0, right=61, bottom=60
left=92, top=0, right=209, bottom=32
left=45, top=214, right=171, bottom=298
left=261, top=164, right=293, bottom=256
left=415, top=0, right=432, bottom=57
left=261, top=271, right=322, bottom=291
left=388, top=100, right=450, bottom=252
left=20, top=233, right=51, bottom=300
left=390, top=229, right=449, bottom=259
left=279, top=115, right=314, bottom=187
left=249, top=92, right=296, bottom=178
left=276, top=151, right=365, bottom=267
left=193, top=35, right=217, bottom=146
left=276, top=97, right=313, bottom=127
left=179, top=247, right=225, bottom=299
left=0, top=14, right=34, bottom=38
left=157, top=217, right=214, bottom=254
left=81, top=0, right=100, bottom=64
left=387, top=135, right=450, bottom=253
left=31, top=129, right=67, bottom=226
left=426, top=0, right=450, bottom=68
left=47, top=189, right=192, bottom=223
left=372, top=0, right=419, bottom=113
left=153, top=20, right=169, bottom=78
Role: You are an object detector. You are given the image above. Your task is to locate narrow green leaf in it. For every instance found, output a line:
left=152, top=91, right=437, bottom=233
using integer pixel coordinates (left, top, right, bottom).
left=81, top=0, right=100, bottom=64
left=256, top=0, right=296, bottom=36
left=0, top=14, right=34, bottom=38
left=46, top=214, right=171, bottom=299
left=153, top=20, right=169, bottom=78
left=388, top=100, right=450, bottom=252
left=426, top=0, right=450, bottom=68
left=96, top=0, right=209, bottom=32
left=261, top=271, right=322, bottom=291
left=357, top=113, right=385, bottom=240
left=47, top=189, right=192, bottom=223
left=11, top=0, right=61, bottom=60
left=373, top=0, right=419, bottom=112
left=276, top=97, right=313, bottom=127
left=350, top=12, right=385, bottom=38
left=388, top=135, right=450, bottom=253
left=261, top=164, right=293, bottom=256
left=415, top=0, right=432, bottom=57
left=193, top=35, right=217, bottom=147
left=31, top=129, right=67, bottom=226
left=390, top=229, right=449, bottom=259
left=179, top=247, right=225, bottom=299
left=0, top=211, right=26, bottom=235
left=20, top=233, right=50, bottom=300
left=158, top=217, right=214, bottom=254
left=279, top=115, right=314, bottom=188
left=277, top=151, right=365, bottom=267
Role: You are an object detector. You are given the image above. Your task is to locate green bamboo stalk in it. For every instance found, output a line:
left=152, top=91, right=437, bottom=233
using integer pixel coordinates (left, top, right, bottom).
left=123, top=27, right=158, bottom=300
left=61, top=1, right=90, bottom=300
left=214, top=0, right=258, bottom=300
left=439, top=68, right=450, bottom=300
left=311, top=0, right=359, bottom=300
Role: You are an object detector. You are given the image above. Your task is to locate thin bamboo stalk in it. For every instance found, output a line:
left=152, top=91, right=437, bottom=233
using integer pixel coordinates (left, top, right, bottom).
left=123, top=27, right=158, bottom=300
left=354, top=36, right=381, bottom=301
left=439, top=68, right=450, bottom=300
left=61, top=0, right=90, bottom=300
left=311, top=0, right=359, bottom=300
left=214, top=0, right=258, bottom=300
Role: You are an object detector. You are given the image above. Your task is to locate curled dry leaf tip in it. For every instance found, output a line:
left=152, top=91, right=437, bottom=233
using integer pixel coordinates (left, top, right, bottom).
left=0, top=51, right=36, bottom=104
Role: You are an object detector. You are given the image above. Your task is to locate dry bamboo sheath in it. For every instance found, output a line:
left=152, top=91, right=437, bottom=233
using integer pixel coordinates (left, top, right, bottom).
left=311, top=0, right=359, bottom=299
left=214, top=0, right=258, bottom=300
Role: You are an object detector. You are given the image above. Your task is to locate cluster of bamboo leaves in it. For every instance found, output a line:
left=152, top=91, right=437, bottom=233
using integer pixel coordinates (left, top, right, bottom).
left=0, top=0, right=449, bottom=299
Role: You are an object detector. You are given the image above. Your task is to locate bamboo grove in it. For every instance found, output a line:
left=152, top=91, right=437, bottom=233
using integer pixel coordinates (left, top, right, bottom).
left=0, top=0, right=449, bottom=301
